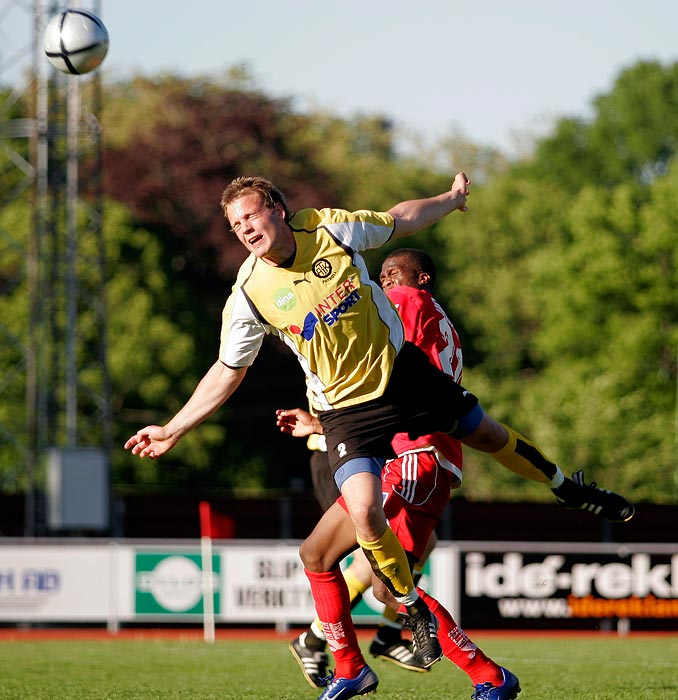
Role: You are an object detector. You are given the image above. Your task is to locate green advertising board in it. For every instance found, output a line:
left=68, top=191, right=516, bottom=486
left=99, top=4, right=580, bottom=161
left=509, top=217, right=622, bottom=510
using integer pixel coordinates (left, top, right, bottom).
left=135, top=552, right=220, bottom=616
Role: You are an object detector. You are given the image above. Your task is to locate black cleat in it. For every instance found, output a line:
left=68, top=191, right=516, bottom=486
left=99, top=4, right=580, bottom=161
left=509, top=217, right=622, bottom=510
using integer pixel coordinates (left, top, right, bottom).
left=553, top=470, right=635, bottom=522
left=289, top=632, right=329, bottom=688
left=369, top=634, right=429, bottom=673
left=400, top=605, right=442, bottom=668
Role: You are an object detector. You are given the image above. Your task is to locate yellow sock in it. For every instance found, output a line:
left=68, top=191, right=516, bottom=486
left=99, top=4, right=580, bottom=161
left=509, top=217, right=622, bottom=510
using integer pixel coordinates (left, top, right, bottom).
left=382, top=603, right=400, bottom=624
left=357, top=526, right=415, bottom=601
left=491, top=424, right=561, bottom=484
left=344, top=567, right=370, bottom=607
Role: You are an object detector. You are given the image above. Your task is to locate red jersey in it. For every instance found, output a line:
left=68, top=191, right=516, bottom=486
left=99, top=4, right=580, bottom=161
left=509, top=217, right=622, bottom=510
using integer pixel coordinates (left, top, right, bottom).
left=386, top=286, right=464, bottom=470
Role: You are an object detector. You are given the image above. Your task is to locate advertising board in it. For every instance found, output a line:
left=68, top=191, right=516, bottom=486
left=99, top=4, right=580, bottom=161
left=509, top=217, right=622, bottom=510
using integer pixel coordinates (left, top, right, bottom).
left=456, top=542, right=678, bottom=631
left=0, top=540, right=675, bottom=631
left=0, top=545, right=113, bottom=621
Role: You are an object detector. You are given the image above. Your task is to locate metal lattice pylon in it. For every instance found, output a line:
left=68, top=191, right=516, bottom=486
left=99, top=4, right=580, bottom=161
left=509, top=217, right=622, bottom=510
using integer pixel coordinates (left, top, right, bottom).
left=0, top=0, right=110, bottom=535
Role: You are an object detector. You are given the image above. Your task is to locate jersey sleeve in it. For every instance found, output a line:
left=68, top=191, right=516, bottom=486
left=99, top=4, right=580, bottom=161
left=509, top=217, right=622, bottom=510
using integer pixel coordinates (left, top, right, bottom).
left=310, top=208, right=395, bottom=252
left=218, top=286, right=268, bottom=368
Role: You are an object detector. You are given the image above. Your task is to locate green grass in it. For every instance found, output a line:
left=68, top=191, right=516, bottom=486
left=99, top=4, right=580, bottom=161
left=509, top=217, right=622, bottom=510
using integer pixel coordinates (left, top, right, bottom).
left=0, top=634, right=676, bottom=699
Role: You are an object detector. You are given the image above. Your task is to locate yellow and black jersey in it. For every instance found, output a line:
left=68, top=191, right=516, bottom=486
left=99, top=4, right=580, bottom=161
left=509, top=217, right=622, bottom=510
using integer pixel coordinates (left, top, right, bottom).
left=219, top=207, right=404, bottom=411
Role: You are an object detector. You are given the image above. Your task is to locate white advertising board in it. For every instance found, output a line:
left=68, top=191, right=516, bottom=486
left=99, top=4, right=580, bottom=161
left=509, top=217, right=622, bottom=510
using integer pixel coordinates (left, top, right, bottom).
left=0, top=545, right=114, bottom=621
left=220, top=544, right=316, bottom=623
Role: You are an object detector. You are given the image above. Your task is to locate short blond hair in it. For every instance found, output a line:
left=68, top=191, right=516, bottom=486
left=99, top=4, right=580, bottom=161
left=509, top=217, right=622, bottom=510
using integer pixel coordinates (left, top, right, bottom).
left=220, top=176, right=290, bottom=226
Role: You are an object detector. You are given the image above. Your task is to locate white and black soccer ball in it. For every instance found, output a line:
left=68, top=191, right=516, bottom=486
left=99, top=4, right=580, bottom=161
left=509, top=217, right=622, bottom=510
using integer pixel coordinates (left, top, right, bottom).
left=44, top=9, right=109, bottom=75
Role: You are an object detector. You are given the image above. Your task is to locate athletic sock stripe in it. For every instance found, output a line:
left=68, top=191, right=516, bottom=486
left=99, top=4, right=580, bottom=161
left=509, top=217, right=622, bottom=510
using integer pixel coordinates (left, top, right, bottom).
left=361, top=548, right=405, bottom=598
left=514, top=438, right=558, bottom=479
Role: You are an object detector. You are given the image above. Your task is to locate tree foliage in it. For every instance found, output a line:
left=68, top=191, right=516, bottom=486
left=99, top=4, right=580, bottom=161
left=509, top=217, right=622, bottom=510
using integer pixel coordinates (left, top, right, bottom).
left=530, top=60, right=678, bottom=188
left=100, top=76, right=444, bottom=492
left=429, top=61, right=678, bottom=502
left=1, top=61, right=677, bottom=503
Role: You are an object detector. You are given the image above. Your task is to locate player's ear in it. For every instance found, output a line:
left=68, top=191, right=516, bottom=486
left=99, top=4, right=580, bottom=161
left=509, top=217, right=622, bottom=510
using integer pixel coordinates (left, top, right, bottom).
left=418, top=271, right=431, bottom=288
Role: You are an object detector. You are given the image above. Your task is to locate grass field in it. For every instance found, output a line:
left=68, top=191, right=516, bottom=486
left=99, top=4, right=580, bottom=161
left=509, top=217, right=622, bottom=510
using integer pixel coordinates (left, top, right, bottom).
left=0, top=633, right=676, bottom=699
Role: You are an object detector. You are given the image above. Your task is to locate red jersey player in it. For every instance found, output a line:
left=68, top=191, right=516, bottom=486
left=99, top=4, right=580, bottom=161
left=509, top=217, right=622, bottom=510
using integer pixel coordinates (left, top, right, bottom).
left=280, top=246, right=632, bottom=700
left=283, top=249, right=520, bottom=700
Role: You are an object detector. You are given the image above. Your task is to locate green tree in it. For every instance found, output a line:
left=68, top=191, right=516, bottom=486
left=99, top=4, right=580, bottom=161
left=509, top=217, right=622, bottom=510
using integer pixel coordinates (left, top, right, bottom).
left=5, top=61, right=676, bottom=505
left=0, top=200, right=30, bottom=490
left=428, top=113, right=677, bottom=503
left=100, top=75, right=452, bottom=492
left=530, top=61, right=678, bottom=189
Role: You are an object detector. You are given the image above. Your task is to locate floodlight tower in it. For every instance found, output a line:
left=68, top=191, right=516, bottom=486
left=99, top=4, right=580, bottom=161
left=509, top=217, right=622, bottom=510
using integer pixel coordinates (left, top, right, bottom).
left=0, top=0, right=111, bottom=535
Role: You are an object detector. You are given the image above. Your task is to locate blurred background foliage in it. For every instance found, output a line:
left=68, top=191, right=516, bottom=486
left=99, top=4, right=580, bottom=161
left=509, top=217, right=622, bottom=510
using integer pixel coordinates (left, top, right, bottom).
left=1, top=60, right=677, bottom=502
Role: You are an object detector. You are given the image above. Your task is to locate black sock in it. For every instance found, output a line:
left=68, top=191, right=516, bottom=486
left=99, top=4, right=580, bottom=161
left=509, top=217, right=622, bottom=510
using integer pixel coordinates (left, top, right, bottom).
left=407, top=597, right=429, bottom=619
left=552, top=477, right=577, bottom=498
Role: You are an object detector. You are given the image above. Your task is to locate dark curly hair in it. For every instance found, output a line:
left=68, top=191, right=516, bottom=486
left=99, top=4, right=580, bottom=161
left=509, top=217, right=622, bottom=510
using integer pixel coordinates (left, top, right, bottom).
left=383, top=248, right=437, bottom=290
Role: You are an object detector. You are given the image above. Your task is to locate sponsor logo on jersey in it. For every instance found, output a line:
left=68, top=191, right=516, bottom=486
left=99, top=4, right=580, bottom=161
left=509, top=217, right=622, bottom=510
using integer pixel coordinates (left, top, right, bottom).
left=321, top=289, right=361, bottom=326
left=293, top=272, right=310, bottom=285
left=288, top=277, right=362, bottom=339
left=314, top=277, right=361, bottom=326
left=288, top=312, right=319, bottom=341
left=312, top=258, right=333, bottom=279
left=273, top=288, right=296, bottom=311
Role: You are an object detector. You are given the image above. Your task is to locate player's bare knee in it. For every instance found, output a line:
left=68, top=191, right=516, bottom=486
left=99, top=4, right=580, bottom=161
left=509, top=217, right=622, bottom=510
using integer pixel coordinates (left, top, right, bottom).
left=299, top=539, right=329, bottom=572
left=348, top=503, right=385, bottom=540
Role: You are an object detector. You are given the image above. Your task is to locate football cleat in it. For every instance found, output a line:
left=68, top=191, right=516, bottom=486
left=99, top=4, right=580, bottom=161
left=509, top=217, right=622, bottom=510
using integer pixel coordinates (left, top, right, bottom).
left=472, top=666, right=521, bottom=700
left=369, top=634, right=429, bottom=672
left=400, top=605, right=443, bottom=668
left=317, top=665, right=379, bottom=700
left=553, top=470, right=635, bottom=522
left=289, top=632, right=329, bottom=688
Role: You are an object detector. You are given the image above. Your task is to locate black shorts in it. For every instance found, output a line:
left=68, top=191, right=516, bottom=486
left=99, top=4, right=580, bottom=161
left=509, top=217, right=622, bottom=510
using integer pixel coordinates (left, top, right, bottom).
left=309, top=449, right=341, bottom=512
left=318, top=341, right=479, bottom=475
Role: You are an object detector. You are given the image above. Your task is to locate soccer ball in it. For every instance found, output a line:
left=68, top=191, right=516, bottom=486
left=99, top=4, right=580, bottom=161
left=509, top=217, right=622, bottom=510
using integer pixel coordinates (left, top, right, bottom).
left=43, top=9, right=109, bottom=75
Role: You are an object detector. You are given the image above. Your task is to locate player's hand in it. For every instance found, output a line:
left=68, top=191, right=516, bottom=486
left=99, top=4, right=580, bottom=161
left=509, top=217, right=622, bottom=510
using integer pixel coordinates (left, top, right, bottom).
left=275, top=408, right=321, bottom=438
left=451, top=171, right=470, bottom=212
left=124, top=425, right=176, bottom=459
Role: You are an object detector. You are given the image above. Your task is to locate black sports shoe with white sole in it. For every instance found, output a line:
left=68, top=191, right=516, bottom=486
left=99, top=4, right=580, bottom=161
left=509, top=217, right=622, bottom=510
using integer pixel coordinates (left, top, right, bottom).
left=289, top=632, right=329, bottom=688
left=553, top=470, right=635, bottom=522
left=400, top=604, right=442, bottom=668
left=369, top=634, right=429, bottom=672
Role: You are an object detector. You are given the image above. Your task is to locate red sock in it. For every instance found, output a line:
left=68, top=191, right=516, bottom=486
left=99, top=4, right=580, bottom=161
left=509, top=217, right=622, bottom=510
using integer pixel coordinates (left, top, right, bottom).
left=416, top=587, right=503, bottom=686
left=305, top=567, right=365, bottom=679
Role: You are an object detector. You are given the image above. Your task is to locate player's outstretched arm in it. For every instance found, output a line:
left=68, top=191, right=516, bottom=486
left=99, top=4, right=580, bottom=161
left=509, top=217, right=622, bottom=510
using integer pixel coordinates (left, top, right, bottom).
left=124, top=360, right=247, bottom=459
left=275, top=407, right=322, bottom=438
left=388, top=171, right=470, bottom=239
